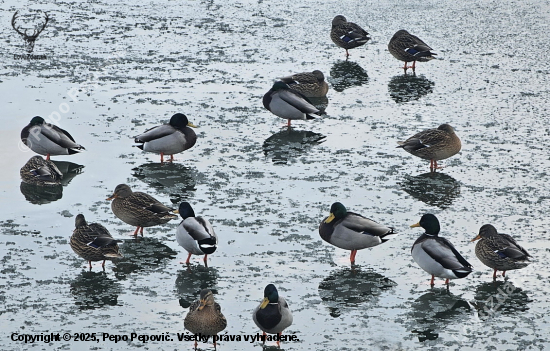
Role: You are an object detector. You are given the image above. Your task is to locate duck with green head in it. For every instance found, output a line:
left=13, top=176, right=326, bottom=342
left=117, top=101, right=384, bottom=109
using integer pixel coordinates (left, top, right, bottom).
left=253, top=284, right=293, bottom=347
left=319, top=202, right=397, bottom=264
left=411, top=214, right=473, bottom=286
left=471, top=224, right=531, bottom=279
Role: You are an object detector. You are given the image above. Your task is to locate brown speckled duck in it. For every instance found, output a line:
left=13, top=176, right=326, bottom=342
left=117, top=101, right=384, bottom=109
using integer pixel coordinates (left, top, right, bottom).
left=70, top=214, right=123, bottom=269
left=397, top=123, right=461, bottom=171
left=278, top=70, right=329, bottom=98
left=20, top=155, right=63, bottom=185
left=471, top=224, right=531, bottom=279
left=184, top=289, right=227, bottom=349
left=388, top=29, right=437, bottom=72
left=330, top=15, right=370, bottom=57
left=106, top=184, right=177, bottom=236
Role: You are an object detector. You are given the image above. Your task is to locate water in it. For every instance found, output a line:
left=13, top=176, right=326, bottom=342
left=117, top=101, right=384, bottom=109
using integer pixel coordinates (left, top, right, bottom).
left=1, top=0, right=549, bottom=350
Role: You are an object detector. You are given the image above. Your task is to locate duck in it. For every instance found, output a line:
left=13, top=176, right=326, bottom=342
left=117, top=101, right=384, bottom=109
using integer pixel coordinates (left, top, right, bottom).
left=330, top=15, right=370, bottom=57
left=471, top=224, right=531, bottom=279
left=253, top=284, right=293, bottom=347
left=70, top=214, right=123, bottom=269
left=397, top=123, right=461, bottom=171
left=410, top=214, right=473, bottom=286
left=20, top=155, right=63, bottom=185
left=175, top=202, right=218, bottom=266
left=263, top=81, right=322, bottom=127
left=278, top=70, right=329, bottom=98
left=388, top=29, right=437, bottom=72
left=21, top=116, right=85, bottom=160
left=319, top=202, right=397, bottom=264
left=106, top=184, right=177, bottom=236
left=184, top=289, right=227, bottom=349
left=134, top=113, right=197, bottom=163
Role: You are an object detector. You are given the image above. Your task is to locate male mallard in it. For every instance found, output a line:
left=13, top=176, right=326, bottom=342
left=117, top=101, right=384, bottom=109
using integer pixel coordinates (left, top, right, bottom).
left=471, top=224, right=531, bottom=279
left=70, top=214, right=123, bottom=269
left=330, top=15, right=370, bottom=57
left=263, top=81, right=322, bottom=127
left=319, top=202, right=397, bottom=264
left=278, top=70, right=329, bottom=98
left=411, top=214, right=473, bottom=286
left=20, top=155, right=63, bottom=185
left=388, top=30, right=437, bottom=72
left=397, top=123, right=461, bottom=171
left=21, top=116, right=85, bottom=160
left=253, top=284, right=293, bottom=347
left=175, top=202, right=218, bottom=266
left=134, top=113, right=197, bottom=163
left=106, top=184, right=177, bottom=236
left=184, top=289, right=227, bottom=349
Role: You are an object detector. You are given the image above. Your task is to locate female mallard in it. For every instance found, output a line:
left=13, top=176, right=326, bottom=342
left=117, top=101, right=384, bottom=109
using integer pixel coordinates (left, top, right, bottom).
left=411, top=214, right=473, bottom=286
left=175, top=202, right=218, bottom=266
left=21, top=116, right=85, bottom=160
left=278, top=70, right=329, bottom=98
left=134, top=113, right=197, bottom=163
left=397, top=123, right=461, bottom=171
left=330, top=15, right=370, bottom=57
left=319, top=202, right=397, bottom=264
left=184, top=289, right=227, bottom=349
left=20, top=155, right=63, bottom=185
left=253, top=284, right=293, bottom=347
left=263, top=81, right=322, bottom=127
left=70, top=214, right=123, bottom=269
left=388, top=30, right=437, bottom=72
left=471, top=224, right=531, bottom=279
left=106, top=184, right=177, bottom=236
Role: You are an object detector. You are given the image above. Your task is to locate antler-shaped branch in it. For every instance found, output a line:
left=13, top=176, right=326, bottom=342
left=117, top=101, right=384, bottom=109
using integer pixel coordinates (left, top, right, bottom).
left=11, top=11, right=25, bottom=37
left=11, top=11, right=49, bottom=52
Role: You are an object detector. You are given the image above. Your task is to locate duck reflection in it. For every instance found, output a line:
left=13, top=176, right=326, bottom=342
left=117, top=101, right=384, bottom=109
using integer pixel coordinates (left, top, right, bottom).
left=70, top=270, right=122, bottom=310
left=388, top=74, right=434, bottom=103
left=318, top=266, right=396, bottom=318
left=175, top=265, right=220, bottom=308
left=400, top=172, right=461, bottom=209
left=408, top=288, right=471, bottom=342
left=19, top=156, right=84, bottom=205
left=112, top=237, right=177, bottom=280
left=263, top=129, right=326, bottom=165
left=329, top=60, right=369, bottom=92
left=132, top=163, right=196, bottom=202
left=472, top=280, right=530, bottom=319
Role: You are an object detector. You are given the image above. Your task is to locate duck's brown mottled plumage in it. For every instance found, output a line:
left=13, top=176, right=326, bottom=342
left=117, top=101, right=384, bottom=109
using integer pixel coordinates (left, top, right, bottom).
left=388, top=29, right=436, bottom=72
left=330, top=15, right=370, bottom=57
left=184, top=289, right=227, bottom=348
left=279, top=70, right=329, bottom=98
left=20, top=155, right=63, bottom=185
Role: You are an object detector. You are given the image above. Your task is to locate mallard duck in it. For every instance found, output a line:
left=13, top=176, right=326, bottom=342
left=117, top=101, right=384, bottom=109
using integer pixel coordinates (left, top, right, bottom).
left=330, top=15, right=370, bottom=57
left=175, top=202, right=218, bottom=266
left=411, top=214, right=473, bottom=286
left=106, top=184, right=177, bottom=236
left=278, top=70, right=329, bottom=98
left=253, top=284, right=293, bottom=347
left=134, top=113, right=197, bottom=163
left=263, top=81, right=322, bottom=127
left=21, top=116, right=85, bottom=160
left=397, top=123, right=461, bottom=171
left=70, top=214, right=123, bottom=269
left=184, top=289, right=227, bottom=349
left=388, top=30, right=437, bottom=72
left=319, top=202, right=397, bottom=264
left=471, top=224, right=531, bottom=279
left=20, top=155, right=63, bottom=185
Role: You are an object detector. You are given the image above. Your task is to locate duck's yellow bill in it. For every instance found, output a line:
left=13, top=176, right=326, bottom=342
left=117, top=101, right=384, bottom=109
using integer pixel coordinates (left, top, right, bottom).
left=259, top=297, right=269, bottom=309
left=188, top=122, right=198, bottom=128
left=410, top=222, right=421, bottom=228
left=324, top=213, right=335, bottom=224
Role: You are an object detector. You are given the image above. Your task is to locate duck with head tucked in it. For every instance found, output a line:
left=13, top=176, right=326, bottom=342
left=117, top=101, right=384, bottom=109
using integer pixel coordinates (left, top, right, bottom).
left=471, top=224, right=531, bottom=279
left=263, top=81, right=323, bottom=127
left=70, top=214, right=123, bottom=269
left=410, top=214, right=473, bottom=286
left=20, top=155, right=63, bottom=186
left=278, top=70, right=329, bottom=98
left=253, top=284, right=293, bottom=347
left=175, top=202, right=218, bottom=267
left=106, top=184, right=177, bottom=236
left=21, top=116, right=85, bottom=160
left=319, top=202, right=397, bottom=264
left=388, top=29, right=437, bottom=73
left=397, top=123, right=461, bottom=172
left=184, top=289, right=227, bottom=349
left=330, top=15, right=370, bottom=57
left=134, top=113, right=197, bottom=163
